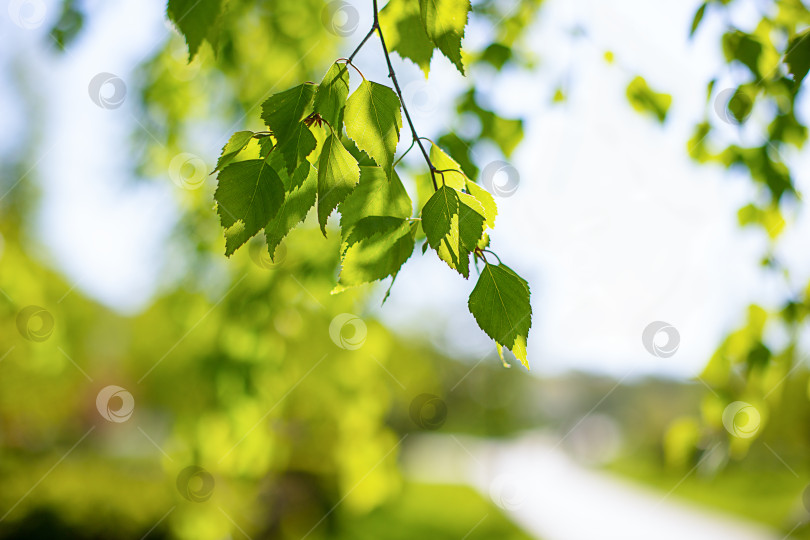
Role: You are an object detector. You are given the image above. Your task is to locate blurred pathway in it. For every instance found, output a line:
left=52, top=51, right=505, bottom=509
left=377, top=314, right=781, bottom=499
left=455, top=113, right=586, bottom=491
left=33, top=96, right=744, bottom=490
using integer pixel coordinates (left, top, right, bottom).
left=403, top=433, right=780, bottom=540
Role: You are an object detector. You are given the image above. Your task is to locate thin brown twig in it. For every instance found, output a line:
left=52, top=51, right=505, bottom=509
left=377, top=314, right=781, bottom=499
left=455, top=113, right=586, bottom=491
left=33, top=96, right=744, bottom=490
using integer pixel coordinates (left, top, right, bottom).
left=371, top=0, right=438, bottom=190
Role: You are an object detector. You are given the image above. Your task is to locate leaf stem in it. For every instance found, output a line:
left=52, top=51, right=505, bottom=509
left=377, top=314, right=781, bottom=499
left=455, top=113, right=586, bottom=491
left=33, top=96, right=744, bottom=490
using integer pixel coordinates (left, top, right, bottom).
left=371, top=0, right=438, bottom=190
left=336, top=57, right=366, bottom=80
left=348, top=25, right=377, bottom=62
left=482, top=249, right=502, bottom=265
left=393, top=138, right=416, bottom=166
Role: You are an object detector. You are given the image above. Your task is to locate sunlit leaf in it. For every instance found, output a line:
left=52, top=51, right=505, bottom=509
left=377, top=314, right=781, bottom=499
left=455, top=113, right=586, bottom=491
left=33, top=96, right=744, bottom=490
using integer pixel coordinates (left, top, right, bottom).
left=314, top=63, right=351, bottom=130
left=345, top=80, right=402, bottom=178
left=167, top=0, right=223, bottom=60
left=335, top=217, right=417, bottom=290
left=468, top=262, right=532, bottom=369
left=419, top=0, right=470, bottom=74
left=318, top=133, right=361, bottom=234
left=214, top=131, right=254, bottom=173
left=215, top=158, right=285, bottom=256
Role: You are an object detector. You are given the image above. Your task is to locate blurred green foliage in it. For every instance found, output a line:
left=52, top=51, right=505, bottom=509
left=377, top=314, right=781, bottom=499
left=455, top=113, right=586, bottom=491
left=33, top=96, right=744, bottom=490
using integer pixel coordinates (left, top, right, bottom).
left=6, top=0, right=810, bottom=537
left=0, top=217, right=535, bottom=539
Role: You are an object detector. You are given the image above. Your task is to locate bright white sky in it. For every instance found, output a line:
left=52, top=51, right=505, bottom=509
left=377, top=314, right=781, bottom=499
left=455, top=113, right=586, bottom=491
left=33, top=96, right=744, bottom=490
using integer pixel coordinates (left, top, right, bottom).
left=2, top=0, right=809, bottom=378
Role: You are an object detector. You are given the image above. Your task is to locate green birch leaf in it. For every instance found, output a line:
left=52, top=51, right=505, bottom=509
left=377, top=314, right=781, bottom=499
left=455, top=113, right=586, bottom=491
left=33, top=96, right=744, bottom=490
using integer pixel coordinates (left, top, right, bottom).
left=341, top=135, right=378, bottom=166
left=214, top=131, right=254, bottom=173
left=261, top=83, right=317, bottom=142
left=430, top=144, right=466, bottom=190
left=468, top=262, right=532, bottom=369
left=167, top=0, right=223, bottom=60
left=419, top=0, right=470, bottom=74
left=215, top=158, right=285, bottom=256
left=465, top=180, right=497, bottom=229
left=429, top=143, right=496, bottom=228
left=335, top=217, right=417, bottom=291
left=437, top=133, right=478, bottom=177
left=277, top=122, right=317, bottom=176
left=264, top=160, right=317, bottom=260
left=339, top=166, right=412, bottom=231
left=318, top=133, right=360, bottom=234
left=314, top=63, right=351, bottom=130
left=258, top=135, right=274, bottom=157
left=345, top=80, right=402, bottom=178
left=421, top=185, right=457, bottom=247
left=421, top=185, right=484, bottom=278
left=380, top=0, right=435, bottom=76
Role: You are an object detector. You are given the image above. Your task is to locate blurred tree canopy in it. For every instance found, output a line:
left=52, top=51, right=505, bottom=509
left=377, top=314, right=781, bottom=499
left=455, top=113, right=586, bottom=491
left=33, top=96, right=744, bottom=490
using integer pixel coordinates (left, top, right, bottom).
left=664, top=0, right=810, bottom=466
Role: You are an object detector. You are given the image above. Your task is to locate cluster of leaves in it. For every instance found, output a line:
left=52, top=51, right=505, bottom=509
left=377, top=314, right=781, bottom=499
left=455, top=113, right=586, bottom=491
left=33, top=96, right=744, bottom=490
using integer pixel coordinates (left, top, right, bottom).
left=212, top=72, right=530, bottom=368
left=689, top=1, right=810, bottom=229
left=164, top=0, right=533, bottom=367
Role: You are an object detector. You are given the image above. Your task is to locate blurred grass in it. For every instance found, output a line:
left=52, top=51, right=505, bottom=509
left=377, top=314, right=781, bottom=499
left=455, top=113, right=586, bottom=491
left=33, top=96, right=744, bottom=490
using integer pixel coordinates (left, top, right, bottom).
left=337, top=482, right=535, bottom=540
left=607, top=454, right=808, bottom=537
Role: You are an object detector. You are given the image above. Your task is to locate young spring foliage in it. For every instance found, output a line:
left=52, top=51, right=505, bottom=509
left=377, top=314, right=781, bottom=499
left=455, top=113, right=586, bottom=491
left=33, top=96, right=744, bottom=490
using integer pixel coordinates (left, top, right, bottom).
left=172, top=0, right=532, bottom=367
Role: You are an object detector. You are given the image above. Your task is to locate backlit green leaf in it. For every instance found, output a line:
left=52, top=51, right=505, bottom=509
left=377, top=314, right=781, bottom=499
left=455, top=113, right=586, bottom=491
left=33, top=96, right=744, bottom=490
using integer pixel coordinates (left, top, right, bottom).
left=421, top=185, right=484, bottom=278
left=419, top=0, right=470, bottom=74
left=465, top=180, right=497, bottom=229
left=215, top=158, right=285, bottom=256
left=167, top=0, right=223, bottom=60
left=430, top=144, right=466, bottom=190
left=429, top=143, right=496, bottom=229
left=261, top=83, right=317, bottom=142
left=314, top=63, right=351, bottom=130
left=264, top=158, right=317, bottom=260
left=214, top=131, right=254, bottom=173
left=277, top=122, right=317, bottom=176
left=380, top=0, right=435, bottom=76
left=335, top=217, right=417, bottom=291
left=468, top=262, right=532, bottom=369
left=318, top=133, right=361, bottom=234
left=345, top=80, right=402, bottom=178
left=339, top=166, right=412, bottom=231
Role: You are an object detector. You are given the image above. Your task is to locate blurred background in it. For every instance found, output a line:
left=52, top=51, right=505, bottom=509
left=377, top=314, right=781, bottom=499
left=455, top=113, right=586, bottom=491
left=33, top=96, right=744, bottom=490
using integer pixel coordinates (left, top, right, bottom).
left=1, top=0, right=810, bottom=538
